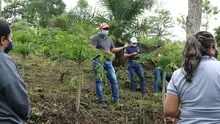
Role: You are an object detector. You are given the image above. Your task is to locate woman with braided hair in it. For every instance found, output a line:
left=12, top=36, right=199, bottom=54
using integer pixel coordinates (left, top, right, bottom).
left=164, top=31, right=220, bottom=123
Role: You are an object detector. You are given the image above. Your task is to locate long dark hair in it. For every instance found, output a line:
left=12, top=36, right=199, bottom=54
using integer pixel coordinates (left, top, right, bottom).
left=182, top=31, right=216, bottom=82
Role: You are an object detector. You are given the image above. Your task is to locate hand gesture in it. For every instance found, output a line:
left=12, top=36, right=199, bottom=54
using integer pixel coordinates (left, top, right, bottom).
left=104, top=51, right=113, bottom=56
left=103, top=51, right=115, bottom=61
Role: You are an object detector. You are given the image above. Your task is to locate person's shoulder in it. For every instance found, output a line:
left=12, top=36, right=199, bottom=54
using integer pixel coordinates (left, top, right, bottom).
left=209, top=59, right=220, bottom=68
left=106, top=36, right=113, bottom=41
left=0, top=52, right=9, bottom=60
left=0, top=52, right=14, bottom=66
left=136, top=46, right=141, bottom=50
left=171, top=68, right=184, bottom=79
left=173, top=68, right=182, bottom=74
left=212, top=59, right=220, bottom=63
left=201, top=57, right=220, bottom=67
left=125, top=46, right=133, bottom=50
left=91, top=34, right=99, bottom=40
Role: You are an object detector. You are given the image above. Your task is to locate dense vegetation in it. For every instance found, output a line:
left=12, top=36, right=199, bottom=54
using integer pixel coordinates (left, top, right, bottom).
left=1, top=0, right=220, bottom=123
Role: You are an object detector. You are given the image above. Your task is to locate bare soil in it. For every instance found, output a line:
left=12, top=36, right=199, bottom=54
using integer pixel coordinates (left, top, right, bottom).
left=12, top=54, right=165, bottom=124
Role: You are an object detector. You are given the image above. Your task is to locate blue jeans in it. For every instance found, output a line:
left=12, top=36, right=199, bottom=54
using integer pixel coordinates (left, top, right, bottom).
left=154, top=69, right=167, bottom=94
left=128, top=64, right=145, bottom=93
left=92, top=58, right=120, bottom=102
left=154, top=68, right=161, bottom=93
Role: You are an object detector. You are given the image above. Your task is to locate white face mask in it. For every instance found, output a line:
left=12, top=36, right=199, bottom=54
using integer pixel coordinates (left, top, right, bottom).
left=131, top=43, right=137, bottom=46
left=101, top=30, right=109, bottom=36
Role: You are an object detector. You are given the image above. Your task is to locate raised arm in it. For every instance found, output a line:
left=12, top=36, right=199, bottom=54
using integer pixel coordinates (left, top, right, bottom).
left=111, top=42, right=130, bottom=53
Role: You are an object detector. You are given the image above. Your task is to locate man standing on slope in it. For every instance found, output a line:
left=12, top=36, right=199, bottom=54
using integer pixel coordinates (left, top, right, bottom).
left=90, top=23, right=130, bottom=104
left=124, top=37, right=146, bottom=94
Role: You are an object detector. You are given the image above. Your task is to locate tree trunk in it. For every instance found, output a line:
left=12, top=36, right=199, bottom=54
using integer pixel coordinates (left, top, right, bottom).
left=76, top=64, right=82, bottom=113
left=113, top=41, right=154, bottom=67
left=162, top=71, right=167, bottom=124
left=162, top=71, right=166, bottom=106
left=0, top=0, right=2, bottom=16
left=113, top=40, right=125, bottom=67
left=186, top=0, right=202, bottom=39
left=21, top=55, right=26, bottom=79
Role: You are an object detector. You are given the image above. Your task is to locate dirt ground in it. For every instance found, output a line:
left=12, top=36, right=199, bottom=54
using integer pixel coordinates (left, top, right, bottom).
left=12, top=54, right=166, bottom=124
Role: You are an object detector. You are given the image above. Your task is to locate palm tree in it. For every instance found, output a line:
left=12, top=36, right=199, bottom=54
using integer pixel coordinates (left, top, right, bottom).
left=0, top=0, right=2, bottom=16
left=97, top=0, right=154, bottom=66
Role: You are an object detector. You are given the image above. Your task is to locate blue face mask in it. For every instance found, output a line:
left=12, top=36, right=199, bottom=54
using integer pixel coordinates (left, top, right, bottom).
left=101, top=30, right=109, bottom=36
left=214, top=50, right=218, bottom=59
left=4, top=41, right=13, bottom=54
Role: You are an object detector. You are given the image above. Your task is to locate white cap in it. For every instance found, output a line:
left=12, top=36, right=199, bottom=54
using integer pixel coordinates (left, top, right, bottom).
left=130, top=37, right=138, bottom=43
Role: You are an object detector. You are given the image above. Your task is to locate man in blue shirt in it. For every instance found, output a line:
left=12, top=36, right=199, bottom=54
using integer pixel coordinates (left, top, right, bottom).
left=124, top=37, right=145, bottom=94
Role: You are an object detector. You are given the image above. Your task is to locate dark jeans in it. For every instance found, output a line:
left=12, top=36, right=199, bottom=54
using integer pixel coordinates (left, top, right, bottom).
left=128, top=64, right=145, bottom=93
left=92, top=58, right=120, bottom=102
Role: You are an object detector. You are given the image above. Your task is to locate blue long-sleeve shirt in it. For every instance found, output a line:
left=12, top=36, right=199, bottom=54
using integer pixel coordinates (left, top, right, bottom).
left=125, top=46, right=141, bottom=66
left=0, top=51, right=31, bottom=124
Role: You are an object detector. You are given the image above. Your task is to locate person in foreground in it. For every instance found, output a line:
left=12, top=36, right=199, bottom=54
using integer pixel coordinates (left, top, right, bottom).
left=0, top=20, right=31, bottom=124
left=90, top=23, right=130, bottom=104
left=164, top=31, right=220, bottom=123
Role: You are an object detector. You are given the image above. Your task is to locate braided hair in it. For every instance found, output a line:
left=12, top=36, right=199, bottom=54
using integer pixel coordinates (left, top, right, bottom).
left=182, top=31, right=216, bottom=82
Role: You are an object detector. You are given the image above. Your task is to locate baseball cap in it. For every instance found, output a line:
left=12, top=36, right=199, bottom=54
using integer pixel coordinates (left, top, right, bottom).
left=99, top=23, right=110, bottom=29
left=130, top=37, right=138, bottom=43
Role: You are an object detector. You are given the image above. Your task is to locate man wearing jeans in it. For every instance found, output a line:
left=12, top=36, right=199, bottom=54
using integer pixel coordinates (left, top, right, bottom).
left=90, top=23, right=130, bottom=104
left=124, top=37, right=145, bottom=94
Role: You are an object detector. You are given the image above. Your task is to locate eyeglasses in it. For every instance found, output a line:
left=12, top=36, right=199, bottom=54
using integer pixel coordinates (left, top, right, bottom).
left=132, top=43, right=137, bottom=44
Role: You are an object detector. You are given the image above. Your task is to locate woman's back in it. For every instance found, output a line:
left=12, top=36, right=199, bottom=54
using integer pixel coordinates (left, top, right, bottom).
left=168, top=56, right=220, bottom=123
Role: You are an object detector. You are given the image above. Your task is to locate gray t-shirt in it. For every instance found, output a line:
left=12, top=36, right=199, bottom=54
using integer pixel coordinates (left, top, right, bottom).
left=90, top=33, right=114, bottom=51
left=167, top=56, right=220, bottom=124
